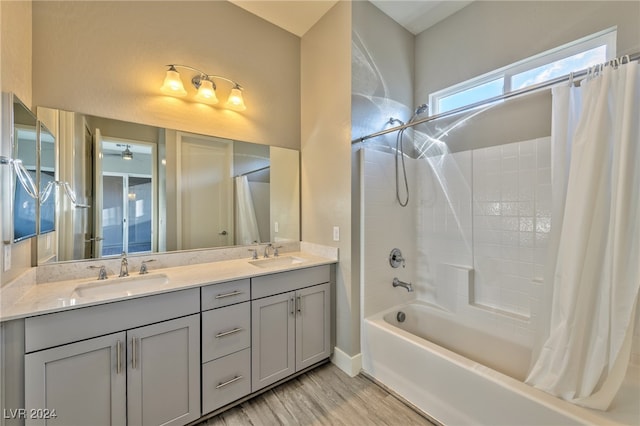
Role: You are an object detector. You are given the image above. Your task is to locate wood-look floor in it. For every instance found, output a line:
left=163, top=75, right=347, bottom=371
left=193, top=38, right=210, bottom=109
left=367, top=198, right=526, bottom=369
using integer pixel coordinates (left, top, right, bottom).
left=199, top=363, right=435, bottom=426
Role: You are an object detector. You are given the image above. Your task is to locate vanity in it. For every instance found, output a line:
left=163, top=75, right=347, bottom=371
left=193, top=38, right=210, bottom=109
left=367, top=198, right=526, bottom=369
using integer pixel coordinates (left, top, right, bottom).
left=1, top=245, right=336, bottom=426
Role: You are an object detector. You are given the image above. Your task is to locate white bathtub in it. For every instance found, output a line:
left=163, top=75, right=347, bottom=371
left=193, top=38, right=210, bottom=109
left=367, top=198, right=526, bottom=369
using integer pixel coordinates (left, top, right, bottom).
left=362, top=302, right=640, bottom=426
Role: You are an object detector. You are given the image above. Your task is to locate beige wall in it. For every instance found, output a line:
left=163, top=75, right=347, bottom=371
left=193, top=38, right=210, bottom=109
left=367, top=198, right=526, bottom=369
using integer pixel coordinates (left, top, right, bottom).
left=1, top=1, right=34, bottom=285
left=350, top=0, right=415, bottom=360
left=32, top=1, right=301, bottom=150
left=1, top=0, right=32, bottom=106
left=301, top=2, right=355, bottom=355
left=415, top=1, right=640, bottom=105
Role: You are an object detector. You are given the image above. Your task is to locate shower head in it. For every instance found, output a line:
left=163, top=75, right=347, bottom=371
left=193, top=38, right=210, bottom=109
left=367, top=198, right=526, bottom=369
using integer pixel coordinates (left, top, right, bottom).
left=408, top=104, right=429, bottom=123
left=415, top=104, right=429, bottom=116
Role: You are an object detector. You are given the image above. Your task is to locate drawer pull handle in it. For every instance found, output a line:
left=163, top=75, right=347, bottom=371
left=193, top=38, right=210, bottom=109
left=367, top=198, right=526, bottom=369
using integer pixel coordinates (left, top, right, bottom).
left=216, top=375, right=243, bottom=389
left=215, top=327, right=244, bottom=338
left=215, top=290, right=244, bottom=299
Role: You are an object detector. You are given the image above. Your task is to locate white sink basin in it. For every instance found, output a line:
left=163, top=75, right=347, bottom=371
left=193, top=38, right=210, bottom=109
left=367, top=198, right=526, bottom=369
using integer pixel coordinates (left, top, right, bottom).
left=72, top=273, right=169, bottom=298
left=249, top=256, right=307, bottom=268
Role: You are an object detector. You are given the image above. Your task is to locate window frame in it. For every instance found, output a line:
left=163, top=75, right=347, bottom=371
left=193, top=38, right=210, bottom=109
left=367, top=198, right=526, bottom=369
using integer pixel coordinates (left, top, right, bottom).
left=429, top=27, right=617, bottom=115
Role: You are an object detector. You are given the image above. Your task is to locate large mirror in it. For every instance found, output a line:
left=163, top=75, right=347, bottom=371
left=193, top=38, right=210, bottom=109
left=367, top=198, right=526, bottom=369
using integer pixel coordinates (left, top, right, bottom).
left=41, top=109, right=300, bottom=264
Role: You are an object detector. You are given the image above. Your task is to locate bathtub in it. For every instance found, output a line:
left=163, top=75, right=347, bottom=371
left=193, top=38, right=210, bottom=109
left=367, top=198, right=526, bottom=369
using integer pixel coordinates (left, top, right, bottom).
left=362, top=302, right=640, bottom=426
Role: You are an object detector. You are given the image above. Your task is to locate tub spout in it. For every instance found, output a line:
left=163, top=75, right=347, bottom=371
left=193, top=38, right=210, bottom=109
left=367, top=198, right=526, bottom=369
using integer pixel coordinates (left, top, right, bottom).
left=392, top=277, right=413, bottom=292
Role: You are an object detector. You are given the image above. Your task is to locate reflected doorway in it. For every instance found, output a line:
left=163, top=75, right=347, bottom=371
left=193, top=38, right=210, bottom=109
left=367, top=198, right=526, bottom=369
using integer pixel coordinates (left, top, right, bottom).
left=101, top=174, right=153, bottom=256
left=96, top=134, right=156, bottom=257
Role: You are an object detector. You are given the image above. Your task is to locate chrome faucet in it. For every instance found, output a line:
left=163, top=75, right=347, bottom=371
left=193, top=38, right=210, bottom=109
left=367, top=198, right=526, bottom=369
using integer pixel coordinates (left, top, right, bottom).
left=273, top=245, right=283, bottom=257
left=392, top=277, right=413, bottom=292
left=248, top=248, right=258, bottom=260
left=89, top=265, right=108, bottom=280
left=119, top=252, right=129, bottom=277
left=263, top=243, right=272, bottom=258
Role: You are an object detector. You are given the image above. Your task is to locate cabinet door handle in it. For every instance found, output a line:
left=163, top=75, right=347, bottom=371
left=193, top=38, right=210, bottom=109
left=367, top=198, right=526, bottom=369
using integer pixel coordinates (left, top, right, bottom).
left=216, top=375, right=243, bottom=389
left=116, top=340, right=122, bottom=374
left=296, top=295, right=302, bottom=314
left=290, top=296, right=295, bottom=316
left=215, top=327, right=244, bottom=338
left=214, top=290, right=243, bottom=299
left=131, top=337, right=138, bottom=369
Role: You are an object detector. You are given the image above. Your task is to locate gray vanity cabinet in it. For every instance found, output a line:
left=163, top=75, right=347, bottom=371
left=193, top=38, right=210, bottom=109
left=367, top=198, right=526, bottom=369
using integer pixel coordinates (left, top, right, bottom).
left=251, top=266, right=331, bottom=392
left=127, top=314, right=200, bottom=426
left=251, top=291, right=296, bottom=390
left=24, top=332, right=127, bottom=426
left=24, top=289, right=201, bottom=426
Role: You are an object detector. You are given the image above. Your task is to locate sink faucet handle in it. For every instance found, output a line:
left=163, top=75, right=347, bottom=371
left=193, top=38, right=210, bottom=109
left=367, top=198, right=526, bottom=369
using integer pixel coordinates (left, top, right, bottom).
left=139, top=259, right=156, bottom=275
left=273, top=245, right=283, bottom=257
left=248, top=248, right=258, bottom=260
left=89, top=265, right=108, bottom=280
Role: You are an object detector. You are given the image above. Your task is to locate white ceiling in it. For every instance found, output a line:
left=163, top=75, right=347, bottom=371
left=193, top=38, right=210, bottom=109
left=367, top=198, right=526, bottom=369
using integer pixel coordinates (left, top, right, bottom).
left=370, top=0, right=473, bottom=35
left=228, top=1, right=339, bottom=37
left=229, top=0, right=473, bottom=37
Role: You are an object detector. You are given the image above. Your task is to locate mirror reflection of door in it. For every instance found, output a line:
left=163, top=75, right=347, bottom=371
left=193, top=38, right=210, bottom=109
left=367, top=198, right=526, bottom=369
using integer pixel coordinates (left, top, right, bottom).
left=95, top=132, right=156, bottom=257
left=177, top=133, right=233, bottom=250
left=101, top=174, right=152, bottom=256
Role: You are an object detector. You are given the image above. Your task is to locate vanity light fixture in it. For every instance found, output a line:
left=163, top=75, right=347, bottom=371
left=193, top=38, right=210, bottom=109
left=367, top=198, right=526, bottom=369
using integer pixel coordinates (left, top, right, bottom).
left=160, top=64, right=246, bottom=111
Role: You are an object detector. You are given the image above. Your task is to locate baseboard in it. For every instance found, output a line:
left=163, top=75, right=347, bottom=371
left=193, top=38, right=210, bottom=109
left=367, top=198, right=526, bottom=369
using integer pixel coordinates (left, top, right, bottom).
left=331, top=347, right=362, bottom=377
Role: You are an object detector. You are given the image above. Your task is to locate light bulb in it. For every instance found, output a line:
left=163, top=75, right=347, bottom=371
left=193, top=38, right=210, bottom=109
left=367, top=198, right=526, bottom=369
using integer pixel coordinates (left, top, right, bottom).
left=160, top=67, right=187, bottom=97
left=194, top=78, right=219, bottom=105
left=226, top=86, right=246, bottom=111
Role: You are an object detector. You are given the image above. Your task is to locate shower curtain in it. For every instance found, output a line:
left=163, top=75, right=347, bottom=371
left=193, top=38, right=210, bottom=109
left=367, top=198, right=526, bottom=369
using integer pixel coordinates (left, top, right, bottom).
left=526, top=61, right=640, bottom=409
left=234, top=175, right=261, bottom=246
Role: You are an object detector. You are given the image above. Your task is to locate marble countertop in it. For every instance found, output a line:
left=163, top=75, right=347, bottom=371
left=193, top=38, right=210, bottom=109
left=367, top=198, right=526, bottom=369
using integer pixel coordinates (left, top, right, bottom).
left=0, top=249, right=337, bottom=322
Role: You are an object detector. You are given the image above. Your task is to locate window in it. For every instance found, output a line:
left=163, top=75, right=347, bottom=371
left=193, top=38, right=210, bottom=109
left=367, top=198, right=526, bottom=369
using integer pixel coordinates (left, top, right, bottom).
left=430, top=28, right=616, bottom=115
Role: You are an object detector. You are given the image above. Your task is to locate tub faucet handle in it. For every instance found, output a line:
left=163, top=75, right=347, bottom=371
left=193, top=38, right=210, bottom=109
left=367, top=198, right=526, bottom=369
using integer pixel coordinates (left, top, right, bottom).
left=389, top=248, right=406, bottom=268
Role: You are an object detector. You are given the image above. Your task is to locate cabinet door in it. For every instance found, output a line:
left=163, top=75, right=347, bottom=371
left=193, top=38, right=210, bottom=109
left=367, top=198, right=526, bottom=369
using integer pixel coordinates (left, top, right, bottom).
left=296, top=283, right=331, bottom=370
left=127, top=314, right=200, bottom=426
left=24, top=332, right=126, bottom=426
left=251, top=292, right=295, bottom=392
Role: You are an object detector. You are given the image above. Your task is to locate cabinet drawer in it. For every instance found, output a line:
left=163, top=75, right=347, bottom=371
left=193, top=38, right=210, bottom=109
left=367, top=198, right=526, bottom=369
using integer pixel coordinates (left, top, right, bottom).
left=201, top=279, right=250, bottom=310
left=202, top=348, right=251, bottom=414
left=251, top=265, right=330, bottom=299
left=202, top=302, right=250, bottom=362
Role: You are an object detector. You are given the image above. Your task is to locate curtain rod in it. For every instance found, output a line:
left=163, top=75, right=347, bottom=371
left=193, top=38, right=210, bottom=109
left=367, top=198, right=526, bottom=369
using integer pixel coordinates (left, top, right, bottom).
left=236, top=165, right=270, bottom=177
left=352, top=51, right=640, bottom=145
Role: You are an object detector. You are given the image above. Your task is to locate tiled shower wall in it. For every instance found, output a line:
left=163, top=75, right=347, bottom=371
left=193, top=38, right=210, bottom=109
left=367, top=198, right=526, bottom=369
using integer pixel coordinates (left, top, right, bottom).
left=363, top=137, right=552, bottom=347
left=471, top=137, right=551, bottom=318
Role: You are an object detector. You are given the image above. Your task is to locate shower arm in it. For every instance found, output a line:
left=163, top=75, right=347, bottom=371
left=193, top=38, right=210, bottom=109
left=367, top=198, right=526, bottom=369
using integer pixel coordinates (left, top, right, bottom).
left=352, top=51, right=640, bottom=145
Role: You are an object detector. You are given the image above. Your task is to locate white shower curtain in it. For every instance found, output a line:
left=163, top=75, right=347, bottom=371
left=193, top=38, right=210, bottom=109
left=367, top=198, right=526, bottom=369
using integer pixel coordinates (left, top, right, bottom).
left=526, top=61, right=640, bottom=410
left=235, top=176, right=261, bottom=246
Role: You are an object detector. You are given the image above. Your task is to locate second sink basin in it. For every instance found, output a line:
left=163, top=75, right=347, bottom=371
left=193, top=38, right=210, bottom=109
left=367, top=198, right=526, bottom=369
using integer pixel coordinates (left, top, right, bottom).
left=72, top=273, right=169, bottom=299
left=249, top=256, right=307, bottom=268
